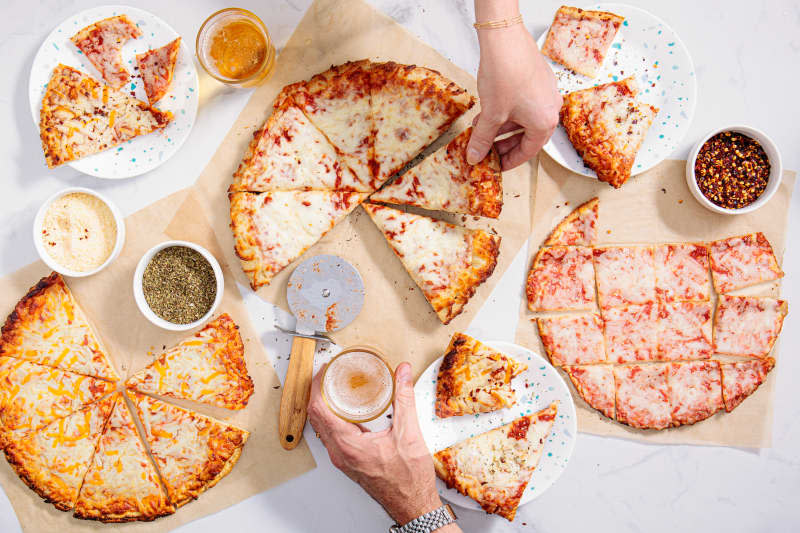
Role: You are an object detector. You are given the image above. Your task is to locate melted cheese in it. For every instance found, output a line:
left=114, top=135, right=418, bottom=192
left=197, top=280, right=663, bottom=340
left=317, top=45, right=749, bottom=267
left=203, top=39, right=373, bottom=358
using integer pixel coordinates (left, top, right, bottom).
left=667, top=361, right=723, bottom=425
left=70, top=15, right=142, bottom=88
left=538, top=314, right=605, bottom=366
left=709, top=233, right=783, bottom=293
left=720, top=359, right=773, bottom=411
left=593, top=245, right=655, bottom=309
left=613, top=364, right=671, bottom=429
left=545, top=198, right=598, bottom=246
left=603, top=304, right=658, bottom=363
left=564, top=364, right=615, bottom=418
left=656, top=301, right=713, bottom=361
left=136, top=37, right=180, bottom=104
left=527, top=246, right=595, bottom=311
left=654, top=243, right=710, bottom=302
left=714, top=296, right=787, bottom=357
left=541, top=7, right=624, bottom=77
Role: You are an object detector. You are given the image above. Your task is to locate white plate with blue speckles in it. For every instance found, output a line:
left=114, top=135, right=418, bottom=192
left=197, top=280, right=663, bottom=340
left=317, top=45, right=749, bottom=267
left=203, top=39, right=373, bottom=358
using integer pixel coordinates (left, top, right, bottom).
left=415, top=340, right=576, bottom=512
left=29, top=5, right=199, bottom=179
left=538, top=3, right=696, bottom=180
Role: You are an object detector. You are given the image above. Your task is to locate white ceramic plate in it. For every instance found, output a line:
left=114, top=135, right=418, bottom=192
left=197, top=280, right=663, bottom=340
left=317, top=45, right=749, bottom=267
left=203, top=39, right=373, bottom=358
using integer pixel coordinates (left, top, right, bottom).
left=415, top=340, right=577, bottom=513
left=29, top=5, right=199, bottom=178
left=538, top=3, right=696, bottom=179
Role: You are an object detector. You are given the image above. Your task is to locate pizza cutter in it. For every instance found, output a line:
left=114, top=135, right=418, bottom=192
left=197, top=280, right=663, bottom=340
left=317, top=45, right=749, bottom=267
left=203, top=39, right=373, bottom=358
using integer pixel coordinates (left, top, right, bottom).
left=278, top=254, right=365, bottom=450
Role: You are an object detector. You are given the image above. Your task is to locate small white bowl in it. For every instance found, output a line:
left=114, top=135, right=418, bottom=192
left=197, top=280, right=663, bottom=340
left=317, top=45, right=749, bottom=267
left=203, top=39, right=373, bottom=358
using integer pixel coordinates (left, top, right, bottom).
left=33, top=187, right=126, bottom=277
left=133, top=240, right=224, bottom=331
left=686, top=125, right=782, bottom=215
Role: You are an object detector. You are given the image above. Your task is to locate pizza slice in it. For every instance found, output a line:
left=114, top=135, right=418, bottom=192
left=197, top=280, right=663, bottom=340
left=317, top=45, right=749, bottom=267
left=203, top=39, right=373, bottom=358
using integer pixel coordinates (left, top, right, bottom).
left=370, top=127, right=503, bottom=218
left=713, top=295, right=787, bottom=358
left=541, top=6, right=624, bottom=77
left=613, top=363, right=671, bottom=430
left=277, top=60, right=377, bottom=189
left=435, top=332, right=527, bottom=418
left=544, top=197, right=598, bottom=247
left=719, top=357, right=775, bottom=412
left=537, top=314, right=606, bottom=366
left=1, top=394, right=114, bottom=510
left=229, top=190, right=368, bottom=289
left=667, top=360, right=723, bottom=426
left=0, top=356, right=115, bottom=438
left=433, top=403, right=557, bottom=521
left=562, top=364, right=615, bottom=419
left=136, top=37, right=181, bottom=104
left=40, top=65, right=173, bottom=168
left=708, top=232, right=783, bottom=293
left=371, top=61, right=475, bottom=184
left=526, top=246, right=595, bottom=312
left=74, top=395, right=174, bottom=522
left=230, top=98, right=369, bottom=193
left=362, top=203, right=500, bottom=324
left=560, top=77, right=658, bottom=188
left=602, top=303, right=658, bottom=363
left=654, top=243, right=711, bottom=302
left=0, top=273, right=119, bottom=380
left=593, top=245, right=656, bottom=309
left=70, top=15, right=142, bottom=88
left=656, top=301, right=713, bottom=361
left=126, top=313, right=254, bottom=410
left=127, top=391, right=249, bottom=508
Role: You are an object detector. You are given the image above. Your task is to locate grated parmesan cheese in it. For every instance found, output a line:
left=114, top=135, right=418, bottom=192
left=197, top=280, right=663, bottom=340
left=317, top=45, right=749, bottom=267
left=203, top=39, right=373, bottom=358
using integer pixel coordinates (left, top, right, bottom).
left=41, top=192, right=117, bottom=272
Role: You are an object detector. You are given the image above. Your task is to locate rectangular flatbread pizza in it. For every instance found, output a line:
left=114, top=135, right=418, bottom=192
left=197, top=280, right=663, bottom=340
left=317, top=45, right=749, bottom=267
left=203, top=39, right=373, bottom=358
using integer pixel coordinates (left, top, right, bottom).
left=708, top=232, right=783, bottom=293
left=602, top=303, right=658, bottom=363
left=667, top=360, right=723, bottom=426
left=713, top=295, right=787, bottom=358
left=537, top=314, right=606, bottom=366
left=654, top=243, right=711, bottom=302
left=593, top=245, right=656, bottom=309
left=563, top=364, right=615, bottom=419
left=526, top=246, right=595, bottom=312
left=613, top=363, right=671, bottom=430
left=656, top=301, right=713, bottom=361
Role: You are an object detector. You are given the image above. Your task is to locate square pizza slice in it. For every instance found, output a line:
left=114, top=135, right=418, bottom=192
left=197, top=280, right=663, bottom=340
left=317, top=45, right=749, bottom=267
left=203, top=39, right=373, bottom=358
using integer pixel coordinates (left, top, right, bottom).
left=613, top=363, right=671, bottom=430
left=541, top=6, right=624, bottom=77
left=593, top=245, right=656, bottom=309
left=713, top=295, right=788, bottom=358
left=526, top=246, right=595, bottom=312
left=656, top=301, right=713, bottom=361
left=563, top=364, right=615, bottom=419
left=654, top=243, right=711, bottom=302
left=708, top=232, right=783, bottom=293
left=667, top=360, right=723, bottom=426
left=602, top=303, right=658, bottom=363
left=537, top=314, right=606, bottom=366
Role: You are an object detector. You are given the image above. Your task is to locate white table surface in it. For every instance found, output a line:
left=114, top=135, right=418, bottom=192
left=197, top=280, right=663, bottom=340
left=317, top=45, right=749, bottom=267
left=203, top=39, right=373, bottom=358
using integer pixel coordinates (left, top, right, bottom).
left=1, top=1, right=799, bottom=531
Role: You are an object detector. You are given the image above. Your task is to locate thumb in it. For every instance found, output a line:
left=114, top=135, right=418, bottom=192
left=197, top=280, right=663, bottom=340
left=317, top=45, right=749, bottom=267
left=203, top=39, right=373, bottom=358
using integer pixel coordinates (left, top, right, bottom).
left=466, top=113, right=501, bottom=165
left=391, top=362, right=420, bottom=431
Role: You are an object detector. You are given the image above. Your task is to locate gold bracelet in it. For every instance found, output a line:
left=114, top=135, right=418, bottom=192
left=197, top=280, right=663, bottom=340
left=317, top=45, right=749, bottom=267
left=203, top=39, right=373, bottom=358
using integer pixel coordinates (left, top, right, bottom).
left=473, top=14, right=523, bottom=30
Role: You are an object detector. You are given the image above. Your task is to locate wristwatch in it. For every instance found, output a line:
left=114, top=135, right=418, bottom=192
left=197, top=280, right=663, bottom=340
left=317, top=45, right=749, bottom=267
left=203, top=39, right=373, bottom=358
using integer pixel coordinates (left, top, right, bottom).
left=389, top=504, right=457, bottom=533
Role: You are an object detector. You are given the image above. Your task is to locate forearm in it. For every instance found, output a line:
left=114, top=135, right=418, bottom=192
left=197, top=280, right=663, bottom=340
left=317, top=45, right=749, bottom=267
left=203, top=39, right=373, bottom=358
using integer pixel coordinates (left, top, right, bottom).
left=474, top=0, right=520, bottom=21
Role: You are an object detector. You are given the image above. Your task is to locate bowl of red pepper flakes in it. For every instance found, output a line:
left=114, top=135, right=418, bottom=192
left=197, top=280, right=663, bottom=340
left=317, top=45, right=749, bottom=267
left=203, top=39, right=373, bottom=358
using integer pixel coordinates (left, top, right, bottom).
left=686, top=125, right=782, bottom=215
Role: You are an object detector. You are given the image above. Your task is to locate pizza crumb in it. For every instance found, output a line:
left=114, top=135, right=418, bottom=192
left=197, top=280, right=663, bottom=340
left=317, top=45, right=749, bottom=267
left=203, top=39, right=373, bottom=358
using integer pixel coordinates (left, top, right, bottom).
left=606, top=230, right=611, bottom=234
left=678, top=199, right=684, bottom=204
left=272, top=385, right=280, bottom=389
left=661, top=188, right=667, bottom=194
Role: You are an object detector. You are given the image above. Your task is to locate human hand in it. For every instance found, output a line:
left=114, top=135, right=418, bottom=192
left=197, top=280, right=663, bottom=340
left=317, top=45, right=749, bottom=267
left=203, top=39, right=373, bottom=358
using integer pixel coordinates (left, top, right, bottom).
left=308, top=362, right=459, bottom=529
left=467, top=23, right=562, bottom=170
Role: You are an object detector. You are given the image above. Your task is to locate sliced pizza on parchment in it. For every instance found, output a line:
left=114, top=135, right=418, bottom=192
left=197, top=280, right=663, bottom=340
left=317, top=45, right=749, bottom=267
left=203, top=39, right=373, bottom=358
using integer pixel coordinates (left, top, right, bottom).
left=713, top=295, right=787, bottom=358
left=537, top=314, right=606, bottom=366
left=433, top=402, right=558, bottom=521
left=543, top=197, right=598, bottom=247
left=362, top=203, right=500, bottom=324
left=719, top=357, right=775, bottom=412
left=708, top=232, right=783, bottom=294
left=126, top=313, right=253, bottom=410
left=136, top=37, right=181, bottom=104
left=70, top=15, right=142, bottom=88
left=563, top=364, right=615, bottom=419
left=526, top=246, right=596, bottom=312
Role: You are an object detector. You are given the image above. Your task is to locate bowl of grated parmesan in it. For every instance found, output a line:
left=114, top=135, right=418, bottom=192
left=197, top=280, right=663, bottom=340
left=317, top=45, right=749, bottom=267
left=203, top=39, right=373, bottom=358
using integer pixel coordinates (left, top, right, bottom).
left=33, top=187, right=125, bottom=277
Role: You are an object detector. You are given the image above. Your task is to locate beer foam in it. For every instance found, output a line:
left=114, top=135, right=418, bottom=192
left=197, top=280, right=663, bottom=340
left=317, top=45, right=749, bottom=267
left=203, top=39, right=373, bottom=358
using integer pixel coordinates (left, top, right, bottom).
left=323, top=351, right=393, bottom=420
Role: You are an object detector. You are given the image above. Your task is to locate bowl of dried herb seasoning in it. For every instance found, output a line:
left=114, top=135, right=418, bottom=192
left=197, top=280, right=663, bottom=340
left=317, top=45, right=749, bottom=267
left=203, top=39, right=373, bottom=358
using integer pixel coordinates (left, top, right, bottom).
left=686, top=126, right=782, bottom=215
left=133, top=241, right=224, bottom=330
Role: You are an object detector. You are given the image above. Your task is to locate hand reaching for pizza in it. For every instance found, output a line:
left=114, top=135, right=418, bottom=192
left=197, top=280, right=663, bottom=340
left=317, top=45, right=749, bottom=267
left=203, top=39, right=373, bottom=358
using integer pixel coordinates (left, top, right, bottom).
left=467, top=2, right=562, bottom=170
left=308, top=362, right=461, bottom=531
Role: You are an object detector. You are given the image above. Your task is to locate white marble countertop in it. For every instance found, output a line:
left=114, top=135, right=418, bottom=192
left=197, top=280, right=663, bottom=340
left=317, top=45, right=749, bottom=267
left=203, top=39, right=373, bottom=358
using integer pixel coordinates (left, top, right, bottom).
left=1, top=1, right=799, bottom=531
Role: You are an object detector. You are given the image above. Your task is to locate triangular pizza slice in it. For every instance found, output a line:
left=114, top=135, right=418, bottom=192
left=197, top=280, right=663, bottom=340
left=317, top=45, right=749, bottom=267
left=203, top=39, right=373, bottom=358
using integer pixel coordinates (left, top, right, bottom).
left=362, top=203, right=500, bottom=324
left=127, top=391, right=249, bottom=508
left=435, top=332, right=527, bottom=418
left=136, top=37, right=181, bottom=104
left=720, top=357, right=775, bottom=412
left=276, top=60, right=377, bottom=190
left=370, top=127, right=503, bottom=218
left=0, top=356, right=116, bottom=438
left=126, top=313, right=254, bottom=410
left=40, top=65, right=173, bottom=168
left=560, top=78, right=658, bottom=188
left=433, top=402, right=558, bottom=521
left=0, top=273, right=119, bottom=380
left=370, top=61, right=475, bottom=184
left=1, top=394, right=114, bottom=511
left=230, top=97, right=370, bottom=193
left=74, top=395, right=174, bottom=522
left=229, top=190, right=367, bottom=289
left=70, top=15, right=142, bottom=88
left=543, top=197, right=598, bottom=246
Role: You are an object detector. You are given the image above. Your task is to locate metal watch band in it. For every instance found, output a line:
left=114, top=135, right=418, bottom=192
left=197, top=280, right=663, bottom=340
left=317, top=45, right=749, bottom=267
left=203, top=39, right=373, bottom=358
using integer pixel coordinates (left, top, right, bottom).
left=389, top=504, right=457, bottom=533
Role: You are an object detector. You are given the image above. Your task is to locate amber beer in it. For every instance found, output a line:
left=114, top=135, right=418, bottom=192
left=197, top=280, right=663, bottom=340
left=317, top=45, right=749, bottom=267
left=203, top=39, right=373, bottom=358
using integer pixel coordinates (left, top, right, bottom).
left=322, top=347, right=395, bottom=423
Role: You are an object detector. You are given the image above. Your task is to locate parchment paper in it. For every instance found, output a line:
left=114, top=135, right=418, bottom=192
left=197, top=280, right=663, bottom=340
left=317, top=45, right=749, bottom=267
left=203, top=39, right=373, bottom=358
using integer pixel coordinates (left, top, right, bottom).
left=515, top=154, right=796, bottom=447
left=192, top=0, right=534, bottom=378
left=0, top=189, right=315, bottom=532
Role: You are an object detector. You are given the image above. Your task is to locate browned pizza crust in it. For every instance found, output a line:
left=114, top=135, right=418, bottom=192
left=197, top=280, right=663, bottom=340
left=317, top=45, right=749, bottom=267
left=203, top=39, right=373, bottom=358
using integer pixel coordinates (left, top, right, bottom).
left=544, top=197, right=599, bottom=246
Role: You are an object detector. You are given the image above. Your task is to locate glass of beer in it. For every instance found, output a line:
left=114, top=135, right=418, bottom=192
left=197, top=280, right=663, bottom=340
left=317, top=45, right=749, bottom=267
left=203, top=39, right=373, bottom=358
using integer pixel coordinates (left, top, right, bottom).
left=196, top=8, right=276, bottom=87
left=321, top=346, right=395, bottom=423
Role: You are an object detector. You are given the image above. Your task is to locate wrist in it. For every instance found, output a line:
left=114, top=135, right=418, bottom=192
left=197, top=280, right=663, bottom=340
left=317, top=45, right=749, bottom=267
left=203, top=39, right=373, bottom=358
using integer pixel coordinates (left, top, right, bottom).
left=391, top=492, right=443, bottom=526
left=474, top=0, right=519, bottom=22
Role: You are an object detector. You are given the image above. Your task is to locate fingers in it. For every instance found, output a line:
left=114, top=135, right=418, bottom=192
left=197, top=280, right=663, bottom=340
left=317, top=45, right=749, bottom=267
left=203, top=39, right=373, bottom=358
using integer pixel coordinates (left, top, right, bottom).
left=307, top=363, right=361, bottom=443
left=390, top=362, right=422, bottom=434
left=500, top=127, right=551, bottom=170
left=466, top=112, right=503, bottom=165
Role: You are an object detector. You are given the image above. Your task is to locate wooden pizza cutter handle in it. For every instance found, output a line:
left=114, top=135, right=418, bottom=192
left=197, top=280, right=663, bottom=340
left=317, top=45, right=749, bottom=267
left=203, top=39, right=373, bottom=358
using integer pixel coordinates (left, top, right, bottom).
left=279, top=335, right=317, bottom=450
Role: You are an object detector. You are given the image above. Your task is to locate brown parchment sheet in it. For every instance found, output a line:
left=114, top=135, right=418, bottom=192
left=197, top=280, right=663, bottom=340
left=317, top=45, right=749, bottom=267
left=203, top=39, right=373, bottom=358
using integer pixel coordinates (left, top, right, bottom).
left=515, top=154, right=796, bottom=447
left=192, top=0, right=534, bottom=378
left=0, top=189, right=315, bottom=532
